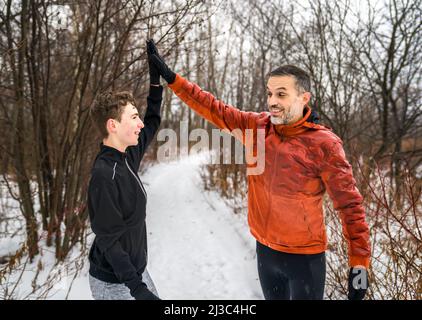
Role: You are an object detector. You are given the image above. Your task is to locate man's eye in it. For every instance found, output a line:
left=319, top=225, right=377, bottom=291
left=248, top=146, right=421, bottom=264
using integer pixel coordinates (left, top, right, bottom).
left=278, top=93, right=286, bottom=97
left=267, top=93, right=272, bottom=96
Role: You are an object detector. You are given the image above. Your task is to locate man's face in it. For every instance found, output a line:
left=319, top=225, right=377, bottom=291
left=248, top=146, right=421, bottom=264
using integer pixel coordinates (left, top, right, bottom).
left=113, top=103, right=144, bottom=147
left=266, top=75, right=310, bottom=125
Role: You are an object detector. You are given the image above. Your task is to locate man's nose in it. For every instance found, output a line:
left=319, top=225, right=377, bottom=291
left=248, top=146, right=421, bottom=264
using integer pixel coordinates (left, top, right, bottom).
left=268, top=96, right=278, bottom=107
left=138, top=120, right=144, bottom=129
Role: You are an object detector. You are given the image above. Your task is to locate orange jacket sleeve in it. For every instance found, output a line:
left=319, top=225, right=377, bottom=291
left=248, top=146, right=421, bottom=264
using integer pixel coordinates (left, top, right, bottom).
left=319, top=139, right=371, bottom=268
left=168, top=74, right=260, bottom=137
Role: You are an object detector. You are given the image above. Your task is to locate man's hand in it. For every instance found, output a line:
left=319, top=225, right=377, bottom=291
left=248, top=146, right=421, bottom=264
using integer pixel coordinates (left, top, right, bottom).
left=146, top=39, right=176, bottom=84
left=348, top=267, right=369, bottom=300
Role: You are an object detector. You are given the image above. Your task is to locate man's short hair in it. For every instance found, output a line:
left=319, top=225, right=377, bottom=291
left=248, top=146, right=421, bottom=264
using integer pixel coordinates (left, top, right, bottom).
left=268, top=65, right=311, bottom=92
left=90, top=91, right=136, bottom=138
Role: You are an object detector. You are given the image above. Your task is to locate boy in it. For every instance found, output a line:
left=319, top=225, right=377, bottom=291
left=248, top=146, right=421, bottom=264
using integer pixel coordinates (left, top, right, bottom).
left=87, top=45, right=162, bottom=300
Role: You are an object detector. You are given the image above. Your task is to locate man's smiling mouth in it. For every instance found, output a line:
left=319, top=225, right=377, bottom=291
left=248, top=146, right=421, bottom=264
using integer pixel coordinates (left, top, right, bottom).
left=270, top=106, right=285, bottom=115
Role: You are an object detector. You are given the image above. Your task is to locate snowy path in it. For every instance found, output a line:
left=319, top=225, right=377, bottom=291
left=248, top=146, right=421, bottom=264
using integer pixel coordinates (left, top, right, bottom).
left=144, top=154, right=263, bottom=299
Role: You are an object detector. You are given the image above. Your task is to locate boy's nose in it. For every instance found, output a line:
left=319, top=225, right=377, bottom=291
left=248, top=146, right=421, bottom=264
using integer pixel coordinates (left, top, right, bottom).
left=138, top=120, right=144, bottom=129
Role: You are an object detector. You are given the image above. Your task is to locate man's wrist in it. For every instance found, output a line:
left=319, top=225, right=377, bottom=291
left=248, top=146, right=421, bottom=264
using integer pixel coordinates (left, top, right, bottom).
left=353, top=265, right=366, bottom=269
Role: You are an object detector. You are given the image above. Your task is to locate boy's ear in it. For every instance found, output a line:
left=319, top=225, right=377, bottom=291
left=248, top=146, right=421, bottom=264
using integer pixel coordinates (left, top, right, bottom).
left=106, top=118, right=118, bottom=134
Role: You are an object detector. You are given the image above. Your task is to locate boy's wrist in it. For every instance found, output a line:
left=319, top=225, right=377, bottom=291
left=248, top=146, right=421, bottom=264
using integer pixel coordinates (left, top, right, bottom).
left=148, top=84, right=163, bottom=101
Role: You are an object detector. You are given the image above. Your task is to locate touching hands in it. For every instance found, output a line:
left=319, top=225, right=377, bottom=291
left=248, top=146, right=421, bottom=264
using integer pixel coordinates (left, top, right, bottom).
left=146, top=39, right=176, bottom=84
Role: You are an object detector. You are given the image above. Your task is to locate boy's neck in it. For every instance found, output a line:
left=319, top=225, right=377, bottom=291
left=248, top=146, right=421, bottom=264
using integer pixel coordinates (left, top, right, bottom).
left=103, top=136, right=127, bottom=153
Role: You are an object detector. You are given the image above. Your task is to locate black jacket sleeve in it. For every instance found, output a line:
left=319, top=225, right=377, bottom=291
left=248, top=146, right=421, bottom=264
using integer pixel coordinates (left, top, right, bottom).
left=138, top=85, right=163, bottom=160
left=88, top=172, right=158, bottom=299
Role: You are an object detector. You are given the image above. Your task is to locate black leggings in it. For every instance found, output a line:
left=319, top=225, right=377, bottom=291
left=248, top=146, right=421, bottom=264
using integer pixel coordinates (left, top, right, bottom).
left=256, top=241, right=326, bottom=300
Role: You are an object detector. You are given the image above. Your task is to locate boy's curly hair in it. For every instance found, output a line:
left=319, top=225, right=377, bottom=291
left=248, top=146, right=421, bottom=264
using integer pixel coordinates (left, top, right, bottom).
left=90, top=91, right=136, bottom=138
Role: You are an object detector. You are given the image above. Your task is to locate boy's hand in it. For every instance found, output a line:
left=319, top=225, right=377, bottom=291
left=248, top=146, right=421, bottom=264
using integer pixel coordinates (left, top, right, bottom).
left=146, top=39, right=176, bottom=84
left=146, top=40, right=160, bottom=85
left=133, top=282, right=160, bottom=300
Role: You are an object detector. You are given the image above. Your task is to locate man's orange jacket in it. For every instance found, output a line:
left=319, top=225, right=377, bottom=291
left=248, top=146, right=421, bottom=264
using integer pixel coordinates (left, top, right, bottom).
left=169, top=74, right=371, bottom=268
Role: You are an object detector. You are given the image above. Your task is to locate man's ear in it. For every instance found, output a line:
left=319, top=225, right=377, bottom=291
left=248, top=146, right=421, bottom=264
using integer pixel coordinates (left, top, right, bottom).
left=302, top=92, right=311, bottom=106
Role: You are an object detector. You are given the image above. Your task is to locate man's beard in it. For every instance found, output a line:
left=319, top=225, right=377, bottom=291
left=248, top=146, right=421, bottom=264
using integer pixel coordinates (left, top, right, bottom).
left=270, top=113, right=292, bottom=125
left=270, top=116, right=286, bottom=125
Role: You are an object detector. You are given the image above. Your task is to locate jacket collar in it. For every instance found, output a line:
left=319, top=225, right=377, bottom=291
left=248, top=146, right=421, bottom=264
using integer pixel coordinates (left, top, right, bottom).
left=270, top=106, right=327, bottom=137
left=98, top=142, right=127, bottom=162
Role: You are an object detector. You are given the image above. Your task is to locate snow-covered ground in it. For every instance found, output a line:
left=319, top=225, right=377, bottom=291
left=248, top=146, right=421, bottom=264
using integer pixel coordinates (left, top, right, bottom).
left=145, top=153, right=262, bottom=299
left=0, top=153, right=263, bottom=300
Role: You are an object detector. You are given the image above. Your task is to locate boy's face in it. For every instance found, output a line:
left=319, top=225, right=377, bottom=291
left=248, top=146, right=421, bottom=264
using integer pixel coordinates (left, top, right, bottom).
left=110, top=103, right=144, bottom=148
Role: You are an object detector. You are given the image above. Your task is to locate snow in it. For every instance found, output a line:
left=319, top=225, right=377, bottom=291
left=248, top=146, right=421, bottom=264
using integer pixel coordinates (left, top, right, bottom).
left=145, top=153, right=263, bottom=299
left=0, top=153, right=263, bottom=300
left=0, top=238, right=21, bottom=258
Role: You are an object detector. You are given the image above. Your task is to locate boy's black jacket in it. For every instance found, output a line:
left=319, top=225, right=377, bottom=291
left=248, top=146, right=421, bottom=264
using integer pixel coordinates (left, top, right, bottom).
left=88, top=86, right=162, bottom=298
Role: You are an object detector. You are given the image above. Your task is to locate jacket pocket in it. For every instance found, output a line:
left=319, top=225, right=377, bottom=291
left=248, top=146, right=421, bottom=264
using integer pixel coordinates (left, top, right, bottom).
left=300, top=197, right=325, bottom=244
left=266, top=196, right=324, bottom=247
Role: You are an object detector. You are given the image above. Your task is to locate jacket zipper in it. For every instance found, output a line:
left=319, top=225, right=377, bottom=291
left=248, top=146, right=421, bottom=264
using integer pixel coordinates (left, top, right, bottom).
left=264, top=132, right=282, bottom=243
left=125, top=158, right=148, bottom=200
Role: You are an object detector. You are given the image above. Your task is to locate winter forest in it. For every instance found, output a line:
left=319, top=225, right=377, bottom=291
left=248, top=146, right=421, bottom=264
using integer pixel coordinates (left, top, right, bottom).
left=0, top=0, right=421, bottom=300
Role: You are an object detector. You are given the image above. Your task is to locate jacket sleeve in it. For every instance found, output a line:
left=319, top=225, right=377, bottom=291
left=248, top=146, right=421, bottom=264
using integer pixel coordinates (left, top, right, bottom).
left=138, top=85, right=163, bottom=160
left=88, top=172, right=148, bottom=298
left=319, top=139, right=371, bottom=268
left=168, top=74, right=260, bottom=139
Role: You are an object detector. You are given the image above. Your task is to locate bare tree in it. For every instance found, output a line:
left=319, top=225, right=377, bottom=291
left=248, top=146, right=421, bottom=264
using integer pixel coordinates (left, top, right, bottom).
left=0, top=0, right=207, bottom=262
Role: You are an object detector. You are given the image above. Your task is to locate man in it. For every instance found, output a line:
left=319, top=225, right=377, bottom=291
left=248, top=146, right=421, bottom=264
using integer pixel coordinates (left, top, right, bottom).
left=87, top=43, right=162, bottom=300
left=147, top=40, right=371, bottom=300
